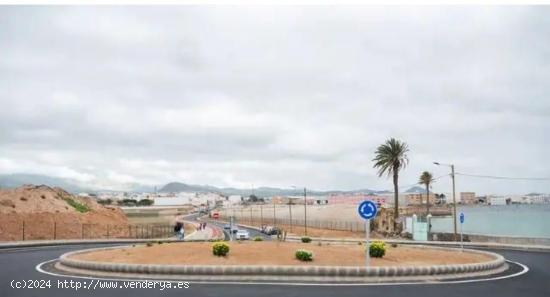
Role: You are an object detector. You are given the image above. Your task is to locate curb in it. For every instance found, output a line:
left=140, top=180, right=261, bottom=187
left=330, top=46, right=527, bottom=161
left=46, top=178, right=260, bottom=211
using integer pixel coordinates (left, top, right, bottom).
left=57, top=245, right=505, bottom=280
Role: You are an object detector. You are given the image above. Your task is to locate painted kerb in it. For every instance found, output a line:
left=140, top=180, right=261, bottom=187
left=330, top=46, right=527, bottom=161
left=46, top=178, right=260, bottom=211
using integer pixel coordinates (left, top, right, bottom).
left=58, top=245, right=505, bottom=278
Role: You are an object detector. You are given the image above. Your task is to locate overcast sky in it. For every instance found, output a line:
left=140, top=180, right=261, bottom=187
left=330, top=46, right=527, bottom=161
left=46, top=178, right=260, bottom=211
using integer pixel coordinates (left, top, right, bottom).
left=1, top=6, right=549, bottom=194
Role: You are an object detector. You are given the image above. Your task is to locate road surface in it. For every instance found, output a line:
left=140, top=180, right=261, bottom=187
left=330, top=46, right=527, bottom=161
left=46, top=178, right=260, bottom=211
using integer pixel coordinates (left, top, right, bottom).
left=186, top=213, right=271, bottom=241
left=1, top=243, right=548, bottom=297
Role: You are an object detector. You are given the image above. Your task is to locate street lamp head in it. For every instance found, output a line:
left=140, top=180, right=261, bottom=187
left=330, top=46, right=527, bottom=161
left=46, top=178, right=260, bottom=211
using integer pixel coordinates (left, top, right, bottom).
left=433, top=162, right=440, bottom=165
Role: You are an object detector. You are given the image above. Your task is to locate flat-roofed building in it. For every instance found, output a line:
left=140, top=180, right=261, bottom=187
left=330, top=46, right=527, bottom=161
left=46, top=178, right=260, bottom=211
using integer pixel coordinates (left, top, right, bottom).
left=460, top=192, right=476, bottom=204
left=406, top=193, right=436, bottom=205
left=327, top=194, right=387, bottom=206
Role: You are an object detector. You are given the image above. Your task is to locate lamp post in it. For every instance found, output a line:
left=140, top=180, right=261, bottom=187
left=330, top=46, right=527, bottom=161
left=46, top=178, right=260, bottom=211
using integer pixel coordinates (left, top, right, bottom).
left=291, top=186, right=308, bottom=235
left=433, top=161, right=457, bottom=240
left=304, top=187, right=307, bottom=236
left=273, top=199, right=276, bottom=226
left=260, top=204, right=263, bottom=226
left=288, top=199, right=293, bottom=232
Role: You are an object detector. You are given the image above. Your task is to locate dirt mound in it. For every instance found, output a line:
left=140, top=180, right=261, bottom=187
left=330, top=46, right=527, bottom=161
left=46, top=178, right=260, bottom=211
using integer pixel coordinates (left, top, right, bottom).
left=0, top=185, right=129, bottom=241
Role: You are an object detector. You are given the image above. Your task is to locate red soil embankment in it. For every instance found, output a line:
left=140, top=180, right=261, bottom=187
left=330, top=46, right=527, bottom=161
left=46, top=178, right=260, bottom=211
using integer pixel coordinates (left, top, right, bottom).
left=0, top=185, right=129, bottom=241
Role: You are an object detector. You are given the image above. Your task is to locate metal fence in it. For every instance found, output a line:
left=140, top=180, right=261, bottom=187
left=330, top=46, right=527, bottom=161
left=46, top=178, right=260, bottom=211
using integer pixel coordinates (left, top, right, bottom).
left=218, top=214, right=370, bottom=233
left=0, top=222, right=176, bottom=242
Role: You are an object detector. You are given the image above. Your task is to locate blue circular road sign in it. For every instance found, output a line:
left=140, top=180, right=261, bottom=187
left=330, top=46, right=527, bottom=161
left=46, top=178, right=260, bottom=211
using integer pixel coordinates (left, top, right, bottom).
left=358, top=200, right=378, bottom=220
left=459, top=212, right=465, bottom=224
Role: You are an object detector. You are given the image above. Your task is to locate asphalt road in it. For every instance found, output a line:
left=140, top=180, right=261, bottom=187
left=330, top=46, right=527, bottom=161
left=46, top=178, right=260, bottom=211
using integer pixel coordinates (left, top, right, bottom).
left=186, top=213, right=272, bottom=241
left=1, top=244, right=548, bottom=297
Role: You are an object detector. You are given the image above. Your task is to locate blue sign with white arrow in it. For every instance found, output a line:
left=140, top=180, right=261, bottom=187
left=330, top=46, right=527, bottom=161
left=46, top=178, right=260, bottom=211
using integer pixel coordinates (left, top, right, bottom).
left=459, top=212, right=465, bottom=224
left=358, top=200, right=378, bottom=220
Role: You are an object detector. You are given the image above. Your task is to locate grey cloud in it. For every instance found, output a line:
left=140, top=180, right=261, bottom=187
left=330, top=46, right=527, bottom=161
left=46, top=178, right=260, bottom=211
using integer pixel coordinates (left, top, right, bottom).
left=1, top=6, right=549, bottom=194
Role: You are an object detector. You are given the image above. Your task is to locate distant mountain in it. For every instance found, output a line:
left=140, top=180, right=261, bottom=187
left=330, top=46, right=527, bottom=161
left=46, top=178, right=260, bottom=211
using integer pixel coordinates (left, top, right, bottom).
left=0, top=174, right=155, bottom=194
left=159, top=182, right=391, bottom=197
left=159, top=182, right=219, bottom=193
left=0, top=174, right=95, bottom=193
left=1, top=174, right=422, bottom=197
left=405, top=186, right=427, bottom=194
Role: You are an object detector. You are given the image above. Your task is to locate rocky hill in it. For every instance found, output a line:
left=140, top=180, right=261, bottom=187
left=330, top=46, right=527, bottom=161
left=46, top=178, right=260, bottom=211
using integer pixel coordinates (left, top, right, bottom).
left=0, top=185, right=128, bottom=241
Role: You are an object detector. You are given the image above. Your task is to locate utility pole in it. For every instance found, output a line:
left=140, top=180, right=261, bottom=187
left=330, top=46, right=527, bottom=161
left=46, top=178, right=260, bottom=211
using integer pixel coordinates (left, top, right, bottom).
left=304, top=187, right=307, bottom=236
left=288, top=200, right=293, bottom=232
left=434, top=161, right=458, bottom=241
left=451, top=164, right=457, bottom=241
left=273, top=201, right=276, bottom=226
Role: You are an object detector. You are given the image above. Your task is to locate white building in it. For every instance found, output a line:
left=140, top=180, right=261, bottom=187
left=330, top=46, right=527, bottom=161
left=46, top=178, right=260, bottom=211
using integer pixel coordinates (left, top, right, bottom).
left=487, top=196, right=509, bottom=206
left=227, top=195, right=243, bottom=205
left=526, top=193, right=550, bottom=204
left=154, top=196, right=191, bottom=206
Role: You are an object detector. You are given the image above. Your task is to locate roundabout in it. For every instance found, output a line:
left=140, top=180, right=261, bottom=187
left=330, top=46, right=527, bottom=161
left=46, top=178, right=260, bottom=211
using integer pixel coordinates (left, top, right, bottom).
left=0, top=240, right=550, bottom=297
left=0, top=230, right=547, bottom=297
left=50, top=242, right=509, bottom=283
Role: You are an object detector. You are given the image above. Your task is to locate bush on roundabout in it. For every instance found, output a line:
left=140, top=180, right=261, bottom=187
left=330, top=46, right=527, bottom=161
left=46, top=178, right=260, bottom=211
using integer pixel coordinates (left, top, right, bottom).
left=369, top=241, right=386, bottom=258
left=295, top=249, right=313, bottom=261
left=212, top=242, right=230, bottom=256
left=301, top=236, right=312, bottom=243
left=253, top=236, right=263, bottom=241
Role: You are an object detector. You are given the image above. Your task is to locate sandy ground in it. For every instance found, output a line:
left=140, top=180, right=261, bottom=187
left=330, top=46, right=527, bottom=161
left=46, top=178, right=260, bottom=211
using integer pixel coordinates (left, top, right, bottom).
left=0, top=185, right=129, bottom=241
left=267, top=223, right=367, bottom=238
left=72, top=242, right=493, bottom=267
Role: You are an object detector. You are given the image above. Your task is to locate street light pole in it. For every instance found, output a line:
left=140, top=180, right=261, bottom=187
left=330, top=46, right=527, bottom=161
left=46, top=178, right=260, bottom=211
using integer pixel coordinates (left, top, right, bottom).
left=451, top=164, right=457, bottom=240
left=288, top=200, right=293, bottom=232
left=304, top=187, right=307, bottom=236
left=434, top=161, right=458, bottom=241
left=273, top=200, right=276, bottom=226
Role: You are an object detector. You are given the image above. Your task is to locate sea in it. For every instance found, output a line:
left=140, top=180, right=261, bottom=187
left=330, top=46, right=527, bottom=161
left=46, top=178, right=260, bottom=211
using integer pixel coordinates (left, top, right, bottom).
left=429, top=204, right=550, bottom=239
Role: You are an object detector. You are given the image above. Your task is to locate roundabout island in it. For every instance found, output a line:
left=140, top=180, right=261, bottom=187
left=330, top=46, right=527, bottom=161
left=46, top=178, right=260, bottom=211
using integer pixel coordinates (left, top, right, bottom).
left=53, top=241, right=508, bottom=283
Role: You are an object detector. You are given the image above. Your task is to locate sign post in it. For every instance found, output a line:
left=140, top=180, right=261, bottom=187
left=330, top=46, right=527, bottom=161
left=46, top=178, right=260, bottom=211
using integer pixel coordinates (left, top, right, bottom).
left=459, top=212, right=465, bottom=251
left=358, top=200, right=378, bottom=267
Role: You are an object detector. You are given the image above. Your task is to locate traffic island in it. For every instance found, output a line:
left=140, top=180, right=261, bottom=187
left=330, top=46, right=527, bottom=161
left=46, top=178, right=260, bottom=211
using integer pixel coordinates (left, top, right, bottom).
left=55, top=242, right=507, bottom=283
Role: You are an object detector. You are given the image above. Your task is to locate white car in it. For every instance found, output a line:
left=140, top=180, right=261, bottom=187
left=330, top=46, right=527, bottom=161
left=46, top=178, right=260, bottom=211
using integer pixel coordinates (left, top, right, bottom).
left=235, top=229, right=250, bottom=240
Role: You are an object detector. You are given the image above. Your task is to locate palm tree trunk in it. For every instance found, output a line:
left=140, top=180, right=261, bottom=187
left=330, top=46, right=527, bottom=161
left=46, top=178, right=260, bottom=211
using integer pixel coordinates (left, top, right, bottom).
left=393, top=171, right=399, bottom=232
left=426, top=184, right=430, bottom=215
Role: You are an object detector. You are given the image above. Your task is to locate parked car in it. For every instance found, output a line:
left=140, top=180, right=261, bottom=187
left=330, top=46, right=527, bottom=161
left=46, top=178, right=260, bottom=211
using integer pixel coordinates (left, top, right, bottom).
left=235, top=230, right=250, bottom=240
left=223, top=224, right=231, bottom=230
left=231, top=226, right=239, bottom=234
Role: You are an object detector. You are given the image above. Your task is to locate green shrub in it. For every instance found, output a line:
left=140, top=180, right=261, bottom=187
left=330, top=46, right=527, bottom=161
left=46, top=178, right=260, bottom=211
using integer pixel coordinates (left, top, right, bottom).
left=301, top=237, right=312, bottom=243
left=137, top=199, right=154, bottom=206
left=295, top=249, right=313, bottom=261
left=253, top=236, right=263, bottom=241
left=391, top=243, right=398, bottom=248
left=146, top=242, right=154, bottom=247
left=65, top=198, right=90, bottom=213
left=369, top=241, right=386, bottom=258
left=212, top=242, right=230, bottom=256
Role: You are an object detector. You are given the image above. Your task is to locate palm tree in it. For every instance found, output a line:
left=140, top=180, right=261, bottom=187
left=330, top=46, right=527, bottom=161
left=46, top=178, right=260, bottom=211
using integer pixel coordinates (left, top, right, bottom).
left=373, top=138, right=409, bottom=231
left=419, top=171, right=434, bottom=216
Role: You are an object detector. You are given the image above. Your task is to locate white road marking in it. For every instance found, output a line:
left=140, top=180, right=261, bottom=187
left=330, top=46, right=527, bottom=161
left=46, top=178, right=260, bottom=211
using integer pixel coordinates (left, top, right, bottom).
left=35, top=258, right=529, bottom=287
